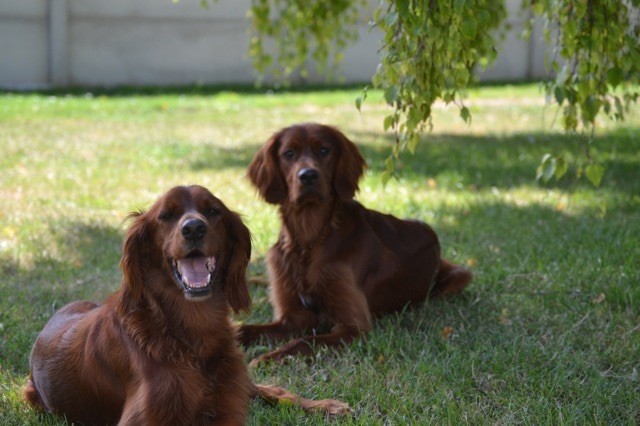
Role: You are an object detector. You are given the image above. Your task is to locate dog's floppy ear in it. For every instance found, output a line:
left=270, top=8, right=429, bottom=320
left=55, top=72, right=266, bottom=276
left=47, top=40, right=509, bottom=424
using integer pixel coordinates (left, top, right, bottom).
left=119, top=210, right=154, bottom=305
left=247, top=132, right=287, bottom=204
left=332, top=127, right=366, bottom=201
left=221, top=211, right=252, bottom=313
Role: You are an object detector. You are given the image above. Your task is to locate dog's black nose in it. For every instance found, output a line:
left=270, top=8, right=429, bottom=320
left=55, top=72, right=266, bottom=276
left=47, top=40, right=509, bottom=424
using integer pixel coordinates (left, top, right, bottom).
left=181, top=218, right=207, bottom=240
left=298, top=168, right=319, bottom=186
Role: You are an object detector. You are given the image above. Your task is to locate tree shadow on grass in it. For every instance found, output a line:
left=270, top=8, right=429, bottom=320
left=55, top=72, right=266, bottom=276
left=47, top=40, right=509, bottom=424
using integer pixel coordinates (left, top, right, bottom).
left=240, top=195, right=639, bottom=341
left=0, top=222, right=124, bottom=374
left=190, top=144, right=256, bottom=171
left=187, top=127, right=640, bottom=195
left=226, top=124, right=639, bottom=330
left=352, top=128, right=640, bottom=193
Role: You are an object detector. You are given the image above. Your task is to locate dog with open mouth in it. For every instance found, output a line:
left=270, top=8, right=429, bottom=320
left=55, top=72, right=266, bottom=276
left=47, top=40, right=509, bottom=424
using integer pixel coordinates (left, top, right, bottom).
left=24, top=185, right=349, bottom=424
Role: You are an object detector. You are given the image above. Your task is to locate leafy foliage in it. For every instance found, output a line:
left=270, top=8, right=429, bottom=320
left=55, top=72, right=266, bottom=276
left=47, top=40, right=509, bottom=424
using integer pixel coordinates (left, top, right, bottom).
left=238, top=0, right=639, bottom=186
left=247, top=0, right=366, bottom=83
left=530, top=0, right=640, bottom=186
left=368, top=0, right=505, bottom=182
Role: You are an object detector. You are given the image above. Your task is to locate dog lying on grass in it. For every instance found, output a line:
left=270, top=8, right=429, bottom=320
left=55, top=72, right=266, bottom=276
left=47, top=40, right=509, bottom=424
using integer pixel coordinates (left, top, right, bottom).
left=24, top=185, right=349, bottom=424
left=239, top=123, right=473, bottom=365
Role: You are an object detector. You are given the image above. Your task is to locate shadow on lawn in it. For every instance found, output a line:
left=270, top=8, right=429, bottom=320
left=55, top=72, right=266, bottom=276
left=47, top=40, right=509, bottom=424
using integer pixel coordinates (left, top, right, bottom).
left=188, top=127, right=639, bottom=194
left=190, top=144, right=256, bottom=171
left=0, top=222, right=124, bottom=373
left=3, top=192, right=637, bottom=377
left=352, top=128, right=640, bottom=192
left=1, top=222, right=123, bottom=310
left=240, top=195, right=638, bottom=341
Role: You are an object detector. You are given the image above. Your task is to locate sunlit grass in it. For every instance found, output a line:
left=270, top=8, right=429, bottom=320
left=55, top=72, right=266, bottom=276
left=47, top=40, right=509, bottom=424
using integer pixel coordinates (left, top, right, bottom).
left=1, top=83, right=639, bottom=424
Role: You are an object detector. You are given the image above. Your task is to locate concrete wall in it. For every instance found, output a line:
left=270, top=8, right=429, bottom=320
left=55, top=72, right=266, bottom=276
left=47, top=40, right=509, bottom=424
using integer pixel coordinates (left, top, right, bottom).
left=0, top=0, right=49, bottom=87
left=0, top=0, right=550, bottom=88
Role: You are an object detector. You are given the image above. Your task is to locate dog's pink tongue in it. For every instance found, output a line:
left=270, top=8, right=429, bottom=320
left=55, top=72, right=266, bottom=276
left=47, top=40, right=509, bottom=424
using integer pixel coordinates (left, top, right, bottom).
left=177, top=257, right=209, bottom=288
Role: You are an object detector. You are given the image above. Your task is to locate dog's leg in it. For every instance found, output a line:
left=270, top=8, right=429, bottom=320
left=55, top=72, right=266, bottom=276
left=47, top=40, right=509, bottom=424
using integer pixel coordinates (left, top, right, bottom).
left=249, top=282, right=372, bottom=366
left=248, top=325, right=364, bottom=367
left=237, top=306, right=318, bottom=346
left=237, top=322, right=299, bottom=346
left=253, top=384, right=350, bottom=416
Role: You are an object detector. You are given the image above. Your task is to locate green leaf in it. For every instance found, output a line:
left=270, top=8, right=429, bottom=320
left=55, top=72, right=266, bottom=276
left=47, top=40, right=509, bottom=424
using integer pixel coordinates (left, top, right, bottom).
left=554, top=86, right=565, bottom=104
left=585, top=164, right=605, bottom=187
left=407, top=132, right=420, bottom=154
left=461, top=19, right=477, bottom=39
left=607, top=67, right=623, bottom=88
left=385, top=157, right=394, bottom=172
left=536, top=154, right=556, bottom=183
left=382, top=157, right=396, bottom=185
left=614, top=96, right=624, bottom=120
left=565, top=87, right=577, bottom=104
left=406, top=108, right=422, bottom=132
left=531, top=2, right=544, bottom=14
left=582, top=95, right=600, bottom=123
left=443, top=92, right=454, bottom=103
left=383, top=115, right=395, bottom=131
left=384, top=11, right=398, bottom=27
left=453, top=67, right=470, bottom=86
left=381, top=170, right=392, bottom=185
left=460, top=106, right=471, bottom=124
left=555, top=156, right=568, bottom=180
left=384, top=85, right=399, bottom=105
left=562, top=104, right=578, bottom=131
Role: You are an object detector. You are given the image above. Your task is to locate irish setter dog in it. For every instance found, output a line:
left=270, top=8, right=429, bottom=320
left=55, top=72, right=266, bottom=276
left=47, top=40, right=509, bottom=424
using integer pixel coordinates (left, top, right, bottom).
left=24, top=185, right=348, bottom=425
left=239, top=123, right=473, bottom=365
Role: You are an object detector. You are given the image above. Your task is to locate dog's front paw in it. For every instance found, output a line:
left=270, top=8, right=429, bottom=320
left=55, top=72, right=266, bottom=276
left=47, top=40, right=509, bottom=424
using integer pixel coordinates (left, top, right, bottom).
left=248, top=351, right=286, bottom=368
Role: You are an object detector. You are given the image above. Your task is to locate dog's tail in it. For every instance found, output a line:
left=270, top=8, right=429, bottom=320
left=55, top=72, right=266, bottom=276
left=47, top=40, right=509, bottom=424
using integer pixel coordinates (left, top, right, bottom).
left=23, top=375, right=47, bottom=411
left=252, top=384, right=351, bottom=416
left=429, top=258, right=473, bottom=298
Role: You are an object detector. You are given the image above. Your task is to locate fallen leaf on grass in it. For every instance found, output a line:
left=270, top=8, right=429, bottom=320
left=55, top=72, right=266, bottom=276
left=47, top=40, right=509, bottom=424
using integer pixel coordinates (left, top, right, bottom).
left=499, top=308, right=512, bottom=326
left=441, top=326, right=454, bottom=340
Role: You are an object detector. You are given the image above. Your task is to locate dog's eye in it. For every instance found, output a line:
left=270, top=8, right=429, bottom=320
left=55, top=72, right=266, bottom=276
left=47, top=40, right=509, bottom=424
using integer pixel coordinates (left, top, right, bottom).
left=158, top=211, right=174, bottom=221
left=206, top=208, right=221, bottom=217
left=282, top=150, right=295, bottom=159
left=320, top=147, right=331, bottom=157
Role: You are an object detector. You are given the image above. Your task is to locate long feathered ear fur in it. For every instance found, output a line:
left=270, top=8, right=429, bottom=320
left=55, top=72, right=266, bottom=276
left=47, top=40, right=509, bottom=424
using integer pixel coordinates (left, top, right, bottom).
left=221, top=211, right=252, bottom=313
left=119, top=211, right=153, bottom=306
left=331, top=127, right=366, bottom=201
left=247, top=132, right=287, bottom=204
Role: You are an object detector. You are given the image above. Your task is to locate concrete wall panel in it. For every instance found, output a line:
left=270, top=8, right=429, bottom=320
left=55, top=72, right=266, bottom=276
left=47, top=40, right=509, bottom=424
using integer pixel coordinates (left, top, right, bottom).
left=1, top=0, right=552, bottom=88
left=69, top=20, right=252, bottom=86
left=0, top=19, right=48, bottom=86
left=69, top=0, right=249, bottom=20
left=0, top=0, right=47, bottom=17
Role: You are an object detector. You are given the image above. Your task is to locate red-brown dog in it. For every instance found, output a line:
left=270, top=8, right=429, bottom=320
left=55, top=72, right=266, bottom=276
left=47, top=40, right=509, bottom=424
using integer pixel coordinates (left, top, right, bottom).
left=24, top=185, right=348, bottom=424
left=239, top=123, right=473, bottom=365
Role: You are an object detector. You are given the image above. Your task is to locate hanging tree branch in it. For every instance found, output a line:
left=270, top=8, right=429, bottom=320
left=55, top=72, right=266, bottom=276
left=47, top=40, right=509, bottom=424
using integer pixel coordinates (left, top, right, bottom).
left=238, top=0, right=639, bottom=186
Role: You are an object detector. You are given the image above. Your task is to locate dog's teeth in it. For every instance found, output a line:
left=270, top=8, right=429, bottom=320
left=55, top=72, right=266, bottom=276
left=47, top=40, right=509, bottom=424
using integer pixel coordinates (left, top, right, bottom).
left=206, top=257, right=216, bottom=273
left=175, top=257, right=212, bottom=289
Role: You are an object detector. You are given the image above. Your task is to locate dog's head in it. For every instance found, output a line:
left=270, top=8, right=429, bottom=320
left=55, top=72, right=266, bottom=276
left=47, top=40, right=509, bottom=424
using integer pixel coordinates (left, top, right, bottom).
left=247, top=123, right=366, bottom=207
left=120, top=185, right=251, bottom=313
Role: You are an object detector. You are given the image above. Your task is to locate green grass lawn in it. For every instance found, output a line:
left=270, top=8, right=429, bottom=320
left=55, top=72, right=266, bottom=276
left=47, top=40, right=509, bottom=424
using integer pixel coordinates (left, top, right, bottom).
left=1, top=83, right=638, bottom=424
